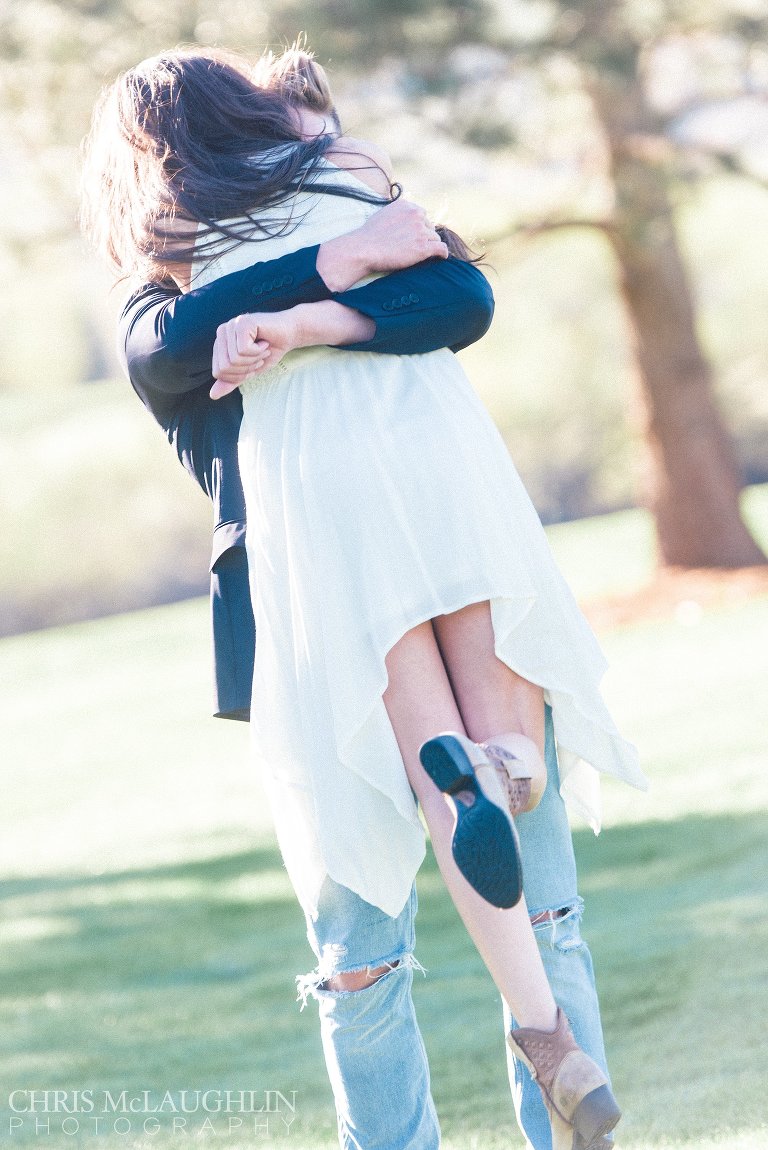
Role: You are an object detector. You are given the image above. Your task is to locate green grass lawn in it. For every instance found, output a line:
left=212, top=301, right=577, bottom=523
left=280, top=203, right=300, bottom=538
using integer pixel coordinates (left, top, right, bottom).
left=1, top=505, right=768, bottom=1149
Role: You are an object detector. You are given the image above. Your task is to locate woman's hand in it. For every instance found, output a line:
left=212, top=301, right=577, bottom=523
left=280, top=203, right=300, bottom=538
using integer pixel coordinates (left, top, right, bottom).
left=209, top=311, right=302, bottom=399
left=209, top=302, right=376, bottom=399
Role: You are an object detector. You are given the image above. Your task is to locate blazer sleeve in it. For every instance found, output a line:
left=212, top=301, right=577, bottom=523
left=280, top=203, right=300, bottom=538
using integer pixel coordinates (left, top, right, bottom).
left=120, top=250, right=495, bottom=398
left=334, top=258, right=495, bottom=355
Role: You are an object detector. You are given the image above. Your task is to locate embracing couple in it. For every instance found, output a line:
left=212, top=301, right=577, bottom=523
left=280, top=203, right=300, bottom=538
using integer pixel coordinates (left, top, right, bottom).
left=82, top=41, right=646, bottom=1150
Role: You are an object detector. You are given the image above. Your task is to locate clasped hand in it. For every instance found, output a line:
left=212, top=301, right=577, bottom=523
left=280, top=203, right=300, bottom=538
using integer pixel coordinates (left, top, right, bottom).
left=210, top=311, right=295, bottom=399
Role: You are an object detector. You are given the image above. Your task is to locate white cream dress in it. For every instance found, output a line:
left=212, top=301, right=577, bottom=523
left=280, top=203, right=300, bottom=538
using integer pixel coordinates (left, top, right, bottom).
left=192, top=161, right=648, bottom=921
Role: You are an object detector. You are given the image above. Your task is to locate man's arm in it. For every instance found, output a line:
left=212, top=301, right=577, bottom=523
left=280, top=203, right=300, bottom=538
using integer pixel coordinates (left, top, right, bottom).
left=334, top=257, right=493, bottom=355
left=120, top=205, right=494, bottom=398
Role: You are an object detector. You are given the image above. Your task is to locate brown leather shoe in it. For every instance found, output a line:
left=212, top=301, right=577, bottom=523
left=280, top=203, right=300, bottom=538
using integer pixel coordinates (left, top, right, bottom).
left=507, top=1008, right=621, bottom=1150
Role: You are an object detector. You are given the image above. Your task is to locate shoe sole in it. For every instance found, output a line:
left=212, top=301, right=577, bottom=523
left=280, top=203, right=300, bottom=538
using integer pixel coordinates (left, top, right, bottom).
left=571, top=1084, right=622, bottom=1150
left=419, top=735, right=523, bottom=909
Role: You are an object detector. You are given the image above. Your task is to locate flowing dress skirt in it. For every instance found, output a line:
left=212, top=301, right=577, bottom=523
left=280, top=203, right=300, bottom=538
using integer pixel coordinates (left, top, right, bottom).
left=190, top=160, right=647, bottom=919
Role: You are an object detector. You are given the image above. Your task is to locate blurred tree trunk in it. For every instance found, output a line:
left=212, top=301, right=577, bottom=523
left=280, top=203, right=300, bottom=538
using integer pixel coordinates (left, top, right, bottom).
left=584, top=35, right=765, bottom=567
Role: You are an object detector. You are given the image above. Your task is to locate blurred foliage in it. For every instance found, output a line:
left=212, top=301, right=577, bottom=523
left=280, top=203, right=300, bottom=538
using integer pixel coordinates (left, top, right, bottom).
left=0, top=381, right=211, bottom=635
left=2, top=0, right=767, bottom=236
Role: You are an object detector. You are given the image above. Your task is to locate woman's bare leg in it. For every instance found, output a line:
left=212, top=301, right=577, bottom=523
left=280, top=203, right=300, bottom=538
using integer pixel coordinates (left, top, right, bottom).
left=383, top=621, right=557, bottom=1031
left=432, top=600, right=545, bottom=753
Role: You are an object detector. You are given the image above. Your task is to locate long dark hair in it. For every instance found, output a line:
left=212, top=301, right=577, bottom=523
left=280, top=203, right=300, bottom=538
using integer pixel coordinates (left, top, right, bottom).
left=81, top=48, right=388, bottom=281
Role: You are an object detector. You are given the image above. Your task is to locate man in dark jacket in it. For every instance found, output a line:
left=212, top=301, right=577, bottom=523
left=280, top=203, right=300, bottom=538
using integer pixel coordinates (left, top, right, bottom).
left=120, top=198, right=495, bottom=717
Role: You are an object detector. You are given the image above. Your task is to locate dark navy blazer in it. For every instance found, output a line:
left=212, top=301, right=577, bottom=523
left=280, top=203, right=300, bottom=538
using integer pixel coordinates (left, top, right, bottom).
left=120, top=245, right=494, bottom=719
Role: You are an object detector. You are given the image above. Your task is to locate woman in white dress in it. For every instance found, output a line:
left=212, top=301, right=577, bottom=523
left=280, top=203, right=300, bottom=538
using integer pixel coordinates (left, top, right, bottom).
left=83, top=45, right=646, bottom=1150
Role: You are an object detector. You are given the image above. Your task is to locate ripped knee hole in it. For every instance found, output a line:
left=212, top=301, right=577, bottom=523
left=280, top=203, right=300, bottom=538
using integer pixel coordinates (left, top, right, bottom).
left=530, top=907, right=568, bottom=927
left=322, top=960, right=399, bottom=992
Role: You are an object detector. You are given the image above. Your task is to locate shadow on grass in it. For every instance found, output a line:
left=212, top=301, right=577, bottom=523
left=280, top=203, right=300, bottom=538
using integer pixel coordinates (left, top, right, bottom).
left=0, top=845, right=334, bottom=1145
left=1, top=846, right=302, bottom=985
left=1, top=811, right=767, bottom=1147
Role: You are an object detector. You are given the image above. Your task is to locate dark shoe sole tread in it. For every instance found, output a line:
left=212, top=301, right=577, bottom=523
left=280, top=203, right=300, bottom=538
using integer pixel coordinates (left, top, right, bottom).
left=419, top=735, right=523, bottom=909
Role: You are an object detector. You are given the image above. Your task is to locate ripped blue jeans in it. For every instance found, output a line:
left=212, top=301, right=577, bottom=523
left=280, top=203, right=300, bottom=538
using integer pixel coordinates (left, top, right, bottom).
left=299, top=707, right=609, bottom=1150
